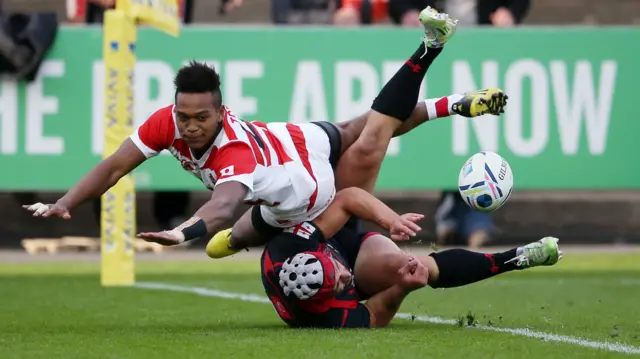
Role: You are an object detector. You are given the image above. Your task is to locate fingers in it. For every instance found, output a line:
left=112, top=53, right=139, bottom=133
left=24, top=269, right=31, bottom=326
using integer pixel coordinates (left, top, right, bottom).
left=396, top=214, right=424, bottom=237
left=24, top=203, right=71, bottom=219
left=396, top=224, right=416, bottom=238
left=415, top=260, right=428, bottom=275
left=398, top=259, right=415, bottom=276
left=390, top=233, right=410, bottom=242
left=403, top=213, right=424, bottom=223
left=391, top=220, right=422, bottom=240
left=24, top=203, right=45, bottom=212
left=399, top=257, right=418, bottom=275
left=402, top=219, right=422, bottom=234
left=136, top=232, right=156, bottom=238
left=414, top=262, right=430, bottom=285
left=42, top=209, right=69, bottom=219
left=25, top=203, right=50, bottom=217
left=406, top=258, right=418, bottom=274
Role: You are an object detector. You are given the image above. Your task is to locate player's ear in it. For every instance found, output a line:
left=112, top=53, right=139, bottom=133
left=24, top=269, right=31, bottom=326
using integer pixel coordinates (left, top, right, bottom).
left=217, top=106, right=224, bottom=122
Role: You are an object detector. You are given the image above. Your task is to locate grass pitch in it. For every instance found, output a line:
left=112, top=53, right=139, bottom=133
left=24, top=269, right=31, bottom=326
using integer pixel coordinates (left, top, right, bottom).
left=1, top=251, right=639, bottom=359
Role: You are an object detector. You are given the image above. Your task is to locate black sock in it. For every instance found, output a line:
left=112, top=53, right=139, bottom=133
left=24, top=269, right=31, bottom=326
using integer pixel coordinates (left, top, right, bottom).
left=371, top=43, right=443, bottom=121
left=429, top=248, right=521, bottom=289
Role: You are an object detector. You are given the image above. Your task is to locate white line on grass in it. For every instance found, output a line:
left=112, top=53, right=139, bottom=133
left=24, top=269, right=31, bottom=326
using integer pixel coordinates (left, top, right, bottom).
left=135, top=282, right=640, bottom=355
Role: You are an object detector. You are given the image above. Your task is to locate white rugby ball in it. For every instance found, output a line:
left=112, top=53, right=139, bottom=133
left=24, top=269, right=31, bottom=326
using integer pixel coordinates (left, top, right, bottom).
left=458, top=151, right=513, bottom=212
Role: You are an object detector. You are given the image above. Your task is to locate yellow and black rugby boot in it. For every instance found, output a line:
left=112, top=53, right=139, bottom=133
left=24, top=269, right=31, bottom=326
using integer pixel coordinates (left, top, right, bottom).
left=452, top=88, right=508, bottom=117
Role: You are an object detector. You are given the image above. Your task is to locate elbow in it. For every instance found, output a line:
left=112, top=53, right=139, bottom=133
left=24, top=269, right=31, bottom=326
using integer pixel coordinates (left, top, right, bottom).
left=368, top=308, right=393, bottom=329
left=100, top=158, right=126, bottom=188
left=374, top=316, right=392, bottom=328
left=213, top=204, right=236, bottom=224
left=333, top=187, right=364, bottom=208
left=209, top=199, right=238, bottom=223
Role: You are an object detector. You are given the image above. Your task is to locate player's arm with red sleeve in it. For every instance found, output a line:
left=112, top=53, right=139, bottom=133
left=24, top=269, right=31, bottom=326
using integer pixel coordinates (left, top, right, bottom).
left=129, top=105, right=175, bottom=158
left=191, top=141, right=257, bottom=236
left=211, top=141, right=257, bottom=199
left=54, top=107, right=174, bottom=213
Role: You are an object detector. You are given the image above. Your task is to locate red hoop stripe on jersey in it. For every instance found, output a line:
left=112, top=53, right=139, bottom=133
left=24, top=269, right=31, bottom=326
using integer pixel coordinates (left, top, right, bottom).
left=246, top=122, right=272, bottom=166
left=286, top=123, right=318, bottom=211
left=243, top=127, right=266, bottom=166
left=263, top=251, right=294, bottom=319
left=254, top=122, right=293, bottom=165
left=341, top=309, right=349, bottom=328
left=297, top=296, right=359, bottom=313
left=137, top=105, right=176, bottom=152
left=222, top=108, right=238, bottom=140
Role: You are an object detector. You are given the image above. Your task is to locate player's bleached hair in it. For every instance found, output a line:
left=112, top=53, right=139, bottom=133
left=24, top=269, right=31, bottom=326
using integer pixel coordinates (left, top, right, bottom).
left=174, top=60, right=222, bottom=108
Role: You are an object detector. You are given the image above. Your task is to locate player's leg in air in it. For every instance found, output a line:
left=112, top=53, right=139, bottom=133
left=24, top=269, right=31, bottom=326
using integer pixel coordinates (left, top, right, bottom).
left=354, top=233, right=562, bottom=300
left=207, top=6, right=507, bottom=258
left=332, top=7, right=506, bottom=192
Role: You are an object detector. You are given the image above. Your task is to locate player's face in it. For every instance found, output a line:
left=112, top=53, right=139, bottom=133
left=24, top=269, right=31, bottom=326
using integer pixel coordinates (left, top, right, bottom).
left=174, top=92, right=222, bottom=151
left=332, top=258, right=354, bottom=295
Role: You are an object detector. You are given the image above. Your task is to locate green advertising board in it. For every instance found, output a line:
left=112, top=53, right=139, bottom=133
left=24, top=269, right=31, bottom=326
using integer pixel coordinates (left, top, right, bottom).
left=0, top=26, right=637, bottom=191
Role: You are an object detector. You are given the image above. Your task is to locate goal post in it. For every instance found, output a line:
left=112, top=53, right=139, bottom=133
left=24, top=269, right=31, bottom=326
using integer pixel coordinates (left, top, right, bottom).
left=100, top=0, right=180, bottom=287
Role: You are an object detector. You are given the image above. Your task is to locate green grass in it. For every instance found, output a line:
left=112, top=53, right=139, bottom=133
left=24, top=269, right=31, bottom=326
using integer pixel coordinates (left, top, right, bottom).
left=1, top=253, right=639, bottom=359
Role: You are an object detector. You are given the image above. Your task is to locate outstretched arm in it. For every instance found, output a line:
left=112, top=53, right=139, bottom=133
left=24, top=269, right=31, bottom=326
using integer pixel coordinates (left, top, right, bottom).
left=23, top=138, right=146, bottom=219
left=186, top=182, right=247, bottom=238
left=313, top=187, right=423, bottom=241
left=24, top=106, right=177, bottom=219
left=137, top=141, right=256, bottom=246
left=137, top=181, right=248, bottom=246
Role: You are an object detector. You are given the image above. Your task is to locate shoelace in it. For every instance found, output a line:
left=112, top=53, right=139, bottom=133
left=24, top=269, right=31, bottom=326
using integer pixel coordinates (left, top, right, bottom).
left=505, top=255, right=530, bottom=267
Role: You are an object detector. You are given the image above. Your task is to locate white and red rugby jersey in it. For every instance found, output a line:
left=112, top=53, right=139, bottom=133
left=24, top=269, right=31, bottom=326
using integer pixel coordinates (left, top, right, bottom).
left=129, top=105, right=334, bottom=221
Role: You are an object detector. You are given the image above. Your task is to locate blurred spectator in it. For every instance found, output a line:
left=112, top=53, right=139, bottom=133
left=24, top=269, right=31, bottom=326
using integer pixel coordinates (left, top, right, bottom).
left=379, top=0, right=530, bottom=27
left=68, top=0, right=194, bottom=24
left=85, top=0, right=114, bottom=23
left=271, top=0, right=335, bottom=25
left=388, top=0, right=430, bottom=26
left=333, top=0, right=391, bottom=26
left=434, top=191, right=494, bottom=249
left=220, top=0, right=244, bottom=14
left=438, top=0, right=530, bottom=26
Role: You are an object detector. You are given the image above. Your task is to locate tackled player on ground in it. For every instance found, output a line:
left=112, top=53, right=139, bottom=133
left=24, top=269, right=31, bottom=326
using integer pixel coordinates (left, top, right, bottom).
left=261, top=186, right=563, bottom=328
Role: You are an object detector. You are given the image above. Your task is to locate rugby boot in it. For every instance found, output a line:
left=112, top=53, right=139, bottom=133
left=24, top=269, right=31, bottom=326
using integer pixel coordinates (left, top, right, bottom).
left=452, top=88, right=509, bottom=117
left=419, top=6, right=459, bottom=48
left=505, top=236, right=563, bottom=268
left=206, top=228, right=240, bottom=259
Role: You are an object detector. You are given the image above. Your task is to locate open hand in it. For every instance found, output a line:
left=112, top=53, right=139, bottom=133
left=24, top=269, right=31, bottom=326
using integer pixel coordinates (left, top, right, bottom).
left=397, top=256, right=429, bottom=291
left=22, top=203, right=71, bottom=219
left=389, top=213, right=424, bottom=241
left=136, top=230, right=185, bottom=246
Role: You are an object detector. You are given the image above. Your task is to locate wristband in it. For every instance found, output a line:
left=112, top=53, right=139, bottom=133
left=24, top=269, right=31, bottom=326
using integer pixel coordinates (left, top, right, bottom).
left=174, top=217, right=208, bottom=242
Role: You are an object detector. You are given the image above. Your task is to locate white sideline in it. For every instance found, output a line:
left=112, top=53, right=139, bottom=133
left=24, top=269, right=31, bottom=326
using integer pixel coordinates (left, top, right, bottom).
left=135, top=282, right=640, bottom=355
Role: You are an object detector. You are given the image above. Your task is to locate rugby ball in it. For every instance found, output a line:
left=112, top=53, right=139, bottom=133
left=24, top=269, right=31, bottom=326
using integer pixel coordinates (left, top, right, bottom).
left=458, top=151, right=513, bottom=212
